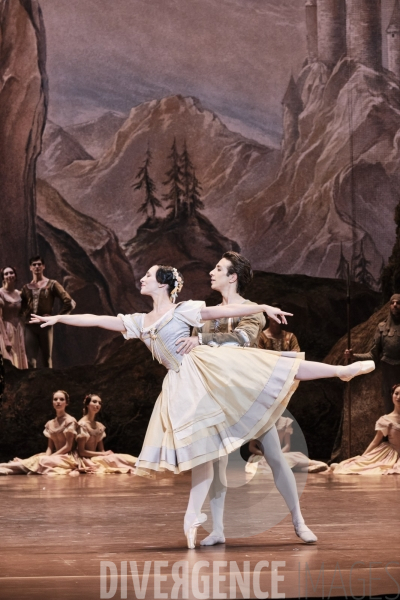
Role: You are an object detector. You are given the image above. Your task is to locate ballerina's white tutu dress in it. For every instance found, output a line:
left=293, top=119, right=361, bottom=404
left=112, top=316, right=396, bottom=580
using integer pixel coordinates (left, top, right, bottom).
left=118, top=300, right=305, bottom=477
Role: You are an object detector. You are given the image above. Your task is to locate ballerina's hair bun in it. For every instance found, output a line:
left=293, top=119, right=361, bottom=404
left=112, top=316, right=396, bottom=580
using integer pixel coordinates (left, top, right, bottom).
left=156, top=266, right=184, bottom=303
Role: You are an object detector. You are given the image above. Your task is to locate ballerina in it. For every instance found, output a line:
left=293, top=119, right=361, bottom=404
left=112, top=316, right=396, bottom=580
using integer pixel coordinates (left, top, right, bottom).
left=0, top=390, right=79, bottom=476
left=331, top=383, right=400, bottom=475
left=0, top=266, right=28, bottom=369
left=30, top=264, right=375, bottom=547
left=77, top=393, right=137, bottom=474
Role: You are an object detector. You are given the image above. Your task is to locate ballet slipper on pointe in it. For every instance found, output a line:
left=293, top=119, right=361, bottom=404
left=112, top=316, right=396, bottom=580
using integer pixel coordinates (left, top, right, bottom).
left=185, top=513, right=207, bottom=549
left=200, top=532, right=226, bottom=546
left=294, top=522, right=318, bottom=544
left=336, top=360, right=375, bottom=382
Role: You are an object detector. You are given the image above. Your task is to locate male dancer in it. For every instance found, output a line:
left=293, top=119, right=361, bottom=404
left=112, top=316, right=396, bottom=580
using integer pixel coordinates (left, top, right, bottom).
left=21, top=256, right=74, bottom=368
left=176, top=251, right=317, bottom=544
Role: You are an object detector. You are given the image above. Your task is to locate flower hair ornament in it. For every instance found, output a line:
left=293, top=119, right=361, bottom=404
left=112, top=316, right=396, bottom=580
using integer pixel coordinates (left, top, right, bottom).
left=170, top=268, right=184, bottom=303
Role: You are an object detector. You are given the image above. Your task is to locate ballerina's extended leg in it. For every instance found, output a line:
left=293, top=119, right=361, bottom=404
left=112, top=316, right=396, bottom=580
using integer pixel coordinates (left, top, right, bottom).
left=200, top=456, right=228, bottom=546
left=295, top=360, right=374, bottom=382
left=184, top=461, right=213, bottom=549
left=259, top=427, right=317, bottom=543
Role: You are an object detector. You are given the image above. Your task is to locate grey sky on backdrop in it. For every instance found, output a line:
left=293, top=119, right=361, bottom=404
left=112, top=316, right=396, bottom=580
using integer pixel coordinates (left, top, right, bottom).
left=40, top=0, right=395, bottom=146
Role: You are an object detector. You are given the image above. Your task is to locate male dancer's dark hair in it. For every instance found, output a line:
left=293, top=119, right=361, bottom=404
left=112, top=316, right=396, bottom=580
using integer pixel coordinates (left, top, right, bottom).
left=222, top=251, right=253, bottom=295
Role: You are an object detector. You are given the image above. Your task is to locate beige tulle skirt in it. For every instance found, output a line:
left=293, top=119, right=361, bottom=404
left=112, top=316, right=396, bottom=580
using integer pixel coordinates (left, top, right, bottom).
left=135, top=345, right=304, bottom=477
left=77, top=454, right=137, bottom=474
left=332, top=443, right=400, bottom=475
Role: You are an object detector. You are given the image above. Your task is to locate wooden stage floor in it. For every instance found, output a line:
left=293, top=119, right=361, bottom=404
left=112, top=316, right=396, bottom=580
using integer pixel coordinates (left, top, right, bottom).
left=0, top=472, right=399, bottom=599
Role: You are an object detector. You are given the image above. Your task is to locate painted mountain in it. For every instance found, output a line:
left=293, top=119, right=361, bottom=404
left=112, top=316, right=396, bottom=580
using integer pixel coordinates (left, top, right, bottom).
left=38, top=63, right=400, bottom=288
left=37, top=95, right=281, bottom=245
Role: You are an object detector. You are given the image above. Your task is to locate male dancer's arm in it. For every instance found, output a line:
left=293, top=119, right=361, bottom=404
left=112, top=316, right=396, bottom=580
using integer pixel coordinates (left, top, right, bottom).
left=51, top=281, right=75, bottom=315
left=193, top=311, right=265, bottom=348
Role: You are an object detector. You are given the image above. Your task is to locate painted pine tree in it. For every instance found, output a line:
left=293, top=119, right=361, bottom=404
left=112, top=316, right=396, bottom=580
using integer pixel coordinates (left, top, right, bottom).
left=163, top=138, right=183, bottom=219
left=133, top=147, right=162, bottom=220
left=180, top=140, right=204, bottom=217
left=180, top=140, right=194, bottom=216
left=189, top=168, right=204, bottom=216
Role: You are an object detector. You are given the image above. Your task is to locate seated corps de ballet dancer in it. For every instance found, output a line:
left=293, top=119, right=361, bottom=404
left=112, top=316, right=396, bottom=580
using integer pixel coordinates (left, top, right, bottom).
left=246, top=415, right=330, bottom=476
left=177, top=252, right=319, bottom=545
left=331, top=383, right=400, bottom=475
left=30, top=264, right=375, bottom=549
left=0, top=390, right=79, bottom=476
left=77, top=393, right=137, bottom=474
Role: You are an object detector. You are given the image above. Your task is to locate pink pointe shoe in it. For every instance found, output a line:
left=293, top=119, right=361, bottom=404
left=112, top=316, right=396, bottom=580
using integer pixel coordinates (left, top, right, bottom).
left=185, top=514, right=207, bottom=549
left=337, top=360, right=375, bottom=382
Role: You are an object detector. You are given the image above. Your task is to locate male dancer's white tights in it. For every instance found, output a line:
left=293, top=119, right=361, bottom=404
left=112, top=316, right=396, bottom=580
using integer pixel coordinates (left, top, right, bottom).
left=184, top=426, right=303, bottom=539
left=184, top=359, right=358, bottom=536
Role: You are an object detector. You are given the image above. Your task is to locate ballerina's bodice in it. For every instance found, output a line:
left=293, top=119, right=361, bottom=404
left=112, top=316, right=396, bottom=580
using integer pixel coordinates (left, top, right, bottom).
left=376, top=415, right=400, bottom=452
left=0, top=289, right=22, bottom=328
left=43, top=415, right=78, bottom=451
left=119, top=301, right=205, bottom=372
left=77, top=419, right=106, bottom=451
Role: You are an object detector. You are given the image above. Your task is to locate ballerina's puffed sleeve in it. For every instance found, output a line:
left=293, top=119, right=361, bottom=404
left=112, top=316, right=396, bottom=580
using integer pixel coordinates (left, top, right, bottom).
left=63, top=418, right=78, bottom=435
left=43, top=421, right=52, bottom=439
left=375, top=416, right=390, bottom=436
left=117, top=313, right=141, bottom=340
left=174, top=300, right=206, bottom=327
left=76, top=422, right=91, bottom=440
left=97, top=423, right=106, bottom=441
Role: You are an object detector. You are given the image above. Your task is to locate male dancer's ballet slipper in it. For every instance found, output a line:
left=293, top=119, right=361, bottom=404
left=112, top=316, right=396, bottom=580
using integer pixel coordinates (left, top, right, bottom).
left=294, top=523, right=318, bottom=544
left=200, top=533, right=226, bottom=546
left=336, top=360, right=375, bottom=382
left=186, top=513, right=207, bottom=549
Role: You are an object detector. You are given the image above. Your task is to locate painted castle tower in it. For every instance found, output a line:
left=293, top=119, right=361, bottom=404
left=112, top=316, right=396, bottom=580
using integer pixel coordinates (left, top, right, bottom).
left=346, top=0, right=382, bottom=71
left=305, top=0, right=398, bottom=75
left=387, top=0, right=400, bottom=79
left=316, top=0, right=346, bottom=66
left=305, top=0, right=318, bottom=63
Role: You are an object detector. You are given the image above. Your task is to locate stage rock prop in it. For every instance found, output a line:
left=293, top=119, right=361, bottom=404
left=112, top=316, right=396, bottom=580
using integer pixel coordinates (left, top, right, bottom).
left=0, top=272, right=380, bottom=463
left=0, top=0, right=48, bottom=282
left=325, top=302, right=390, bottom=462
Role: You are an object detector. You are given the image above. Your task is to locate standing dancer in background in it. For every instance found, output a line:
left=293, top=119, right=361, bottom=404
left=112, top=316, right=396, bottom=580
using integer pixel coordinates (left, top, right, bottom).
left=0, top=266, right=28, bottom=369
left=21, top=256, right=75, bottom=369
left=258, top=302, right=300, bottom=352
left=345, top=295, right=400, bottom=413
left=30, top=264, right=375, bottom=549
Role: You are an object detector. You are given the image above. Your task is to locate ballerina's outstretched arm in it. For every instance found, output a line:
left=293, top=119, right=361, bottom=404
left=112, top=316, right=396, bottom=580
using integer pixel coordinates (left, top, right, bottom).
left=29, top=313, right=126, bottom=332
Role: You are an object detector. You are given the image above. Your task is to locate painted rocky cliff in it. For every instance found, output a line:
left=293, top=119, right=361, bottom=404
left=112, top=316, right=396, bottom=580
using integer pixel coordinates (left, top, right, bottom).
left=0, top=0, right=48, bottom=281
left=36, top=179, right=146, bottom=366
left=235, top=58, right=400, bottom=283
